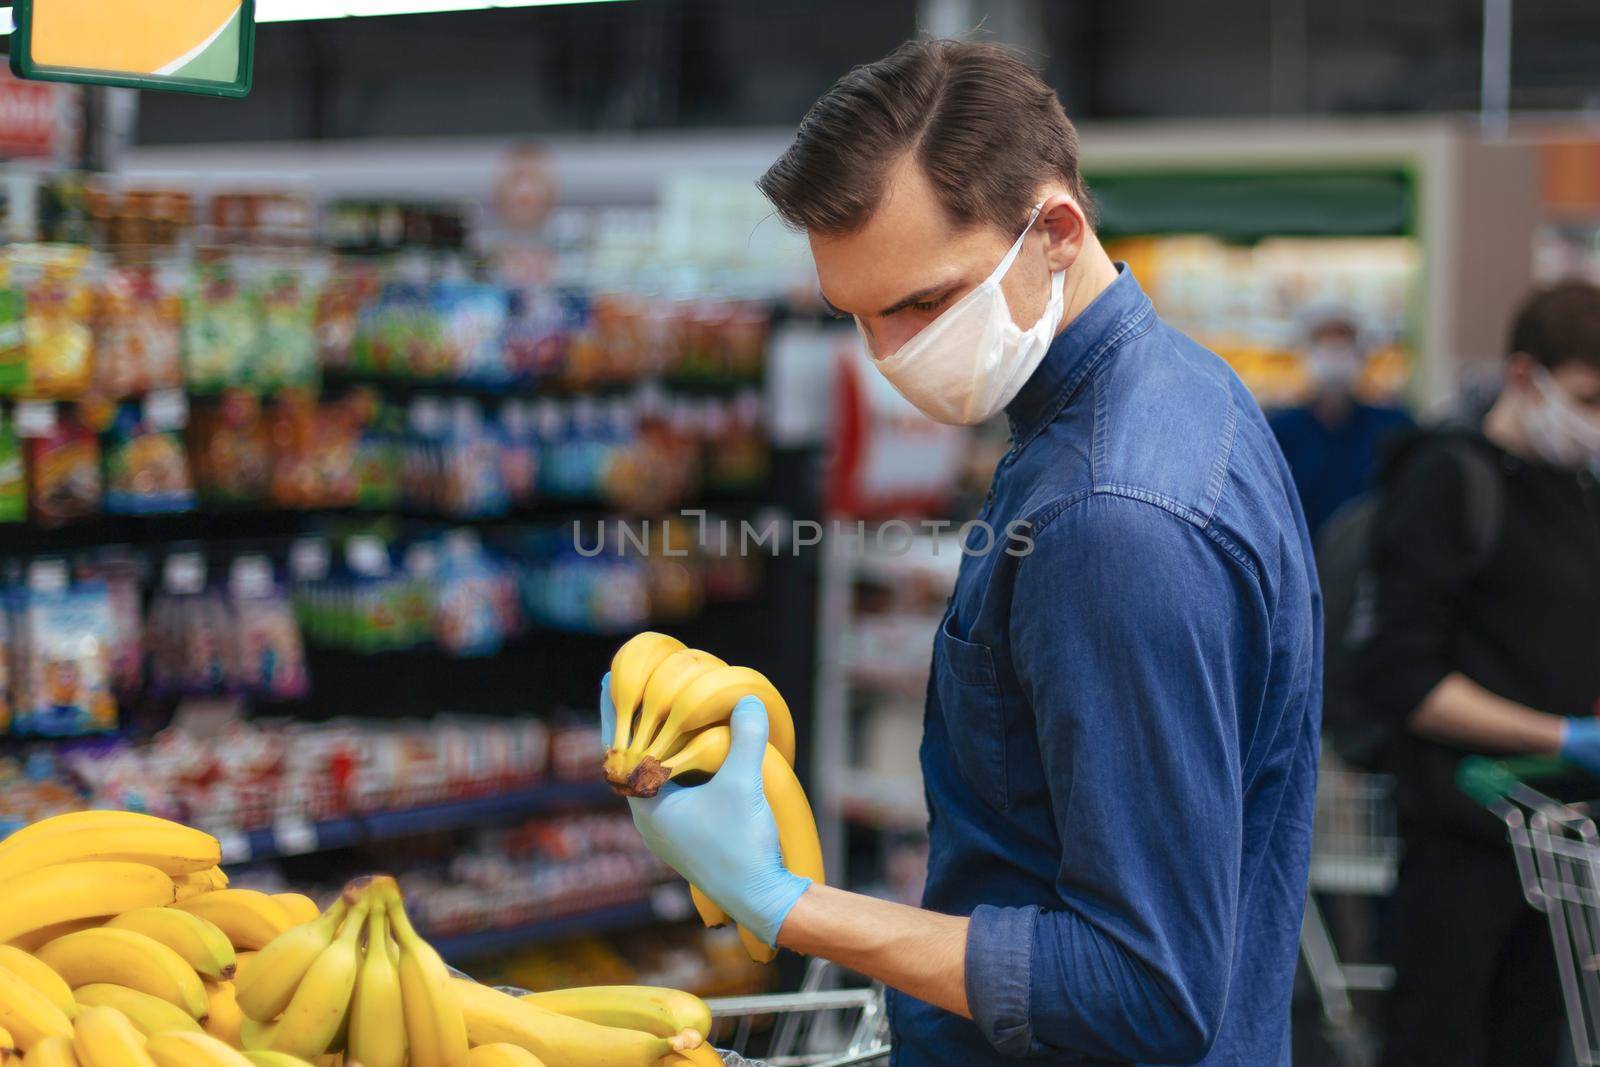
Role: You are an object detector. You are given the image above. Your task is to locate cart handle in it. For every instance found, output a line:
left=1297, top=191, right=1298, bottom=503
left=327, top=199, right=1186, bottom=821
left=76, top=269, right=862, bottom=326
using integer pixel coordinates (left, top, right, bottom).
left=1457, top=755, right=1575, bottom=806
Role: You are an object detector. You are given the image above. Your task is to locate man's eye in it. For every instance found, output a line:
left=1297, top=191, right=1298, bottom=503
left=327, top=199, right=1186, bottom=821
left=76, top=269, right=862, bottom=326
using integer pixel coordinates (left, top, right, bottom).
left=907, top=298, right=947, bottom=313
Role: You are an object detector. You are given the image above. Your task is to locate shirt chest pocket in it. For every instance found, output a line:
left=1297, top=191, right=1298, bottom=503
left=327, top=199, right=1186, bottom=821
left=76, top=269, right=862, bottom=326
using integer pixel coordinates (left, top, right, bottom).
left=934, top=613, right=1011, bottom=812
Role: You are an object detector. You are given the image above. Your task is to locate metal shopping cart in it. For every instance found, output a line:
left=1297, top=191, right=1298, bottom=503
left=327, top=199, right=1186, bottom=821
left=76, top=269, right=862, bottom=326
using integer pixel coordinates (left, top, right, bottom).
left=703, top=959, right=889, bottom=1067
left=1460, top=756, right=1600, bottom=1065
left=1300, top=759, right=1401, bottom=1065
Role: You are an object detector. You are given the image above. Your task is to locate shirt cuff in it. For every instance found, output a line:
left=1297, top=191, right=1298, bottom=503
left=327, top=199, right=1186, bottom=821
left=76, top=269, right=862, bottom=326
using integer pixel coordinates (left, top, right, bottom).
left=965, top=904, right=1039, bottom=1056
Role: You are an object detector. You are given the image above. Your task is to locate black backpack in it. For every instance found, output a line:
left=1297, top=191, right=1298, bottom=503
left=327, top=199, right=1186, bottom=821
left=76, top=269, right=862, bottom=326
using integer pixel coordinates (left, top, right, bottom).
left=1316, top=434, right=1505, bottom=770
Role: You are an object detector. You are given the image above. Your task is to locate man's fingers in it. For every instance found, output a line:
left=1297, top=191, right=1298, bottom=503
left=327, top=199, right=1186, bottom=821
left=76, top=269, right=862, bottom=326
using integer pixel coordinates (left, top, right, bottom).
left=599, top=672, right=616, bottom=753
left=717, top=696, right=770, bottom=784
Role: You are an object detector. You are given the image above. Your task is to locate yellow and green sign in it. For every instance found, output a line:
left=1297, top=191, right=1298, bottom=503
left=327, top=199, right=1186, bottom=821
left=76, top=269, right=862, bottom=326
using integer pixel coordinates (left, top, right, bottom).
left=9, top=0, right=255, bottom=98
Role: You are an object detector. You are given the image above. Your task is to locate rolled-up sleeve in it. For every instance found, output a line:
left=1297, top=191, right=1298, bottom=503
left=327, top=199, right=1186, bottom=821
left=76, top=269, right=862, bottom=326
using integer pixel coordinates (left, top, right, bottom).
left=966, top=492, right=1263, bottom=1064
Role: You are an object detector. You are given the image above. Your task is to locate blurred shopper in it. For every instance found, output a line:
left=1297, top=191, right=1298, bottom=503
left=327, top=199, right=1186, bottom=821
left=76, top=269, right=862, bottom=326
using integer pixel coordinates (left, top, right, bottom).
left=1270, top=313, right=1415, bottom=536
left=1365, top=281, right=1600, bottom=1067
left=603, top=39, right=1321, bottom=1066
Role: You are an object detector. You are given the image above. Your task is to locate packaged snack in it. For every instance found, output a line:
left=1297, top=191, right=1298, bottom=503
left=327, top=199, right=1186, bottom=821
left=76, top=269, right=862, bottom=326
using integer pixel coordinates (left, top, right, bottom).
left=147, top=552, right=236, bottom=696
left=267, top=390, right=318, bottom=508
left=229, top=555, right=309, bottom=701
left=315, top=261, right=380, bottom=373
left=503, top=285, right=572, bottom=383
left=0, top=412, right=26, bottom=523
left=253, top=261, right=321, bottom=392
left=434, top=280, right=508, bottom=384
left=93, top=262, right=184, bottom=398
left=14, top=578, right=118, bottom=737
left=103, top=404, right=196, bottom=515
left=498, top=401, right=539, bottom=508
left=402, top=397, right=447, bottom=513
left=442, top=399, right=508, bottom=519
left=434, top=531, right=517, bottom=657
left=355, top=274, right=441, bottom=379
left=11, top=245, right=95, bottom=399
left=184, top=257, right=255, bottom=393
left=308, top=399, right=363, bottom=508
left=189, top=390, right=271, bottom=504
left=26, top=414, right=102, bottom=526
left=78, top=552, right=145, bottom=699
left=353, top=400, right=403, bottom=511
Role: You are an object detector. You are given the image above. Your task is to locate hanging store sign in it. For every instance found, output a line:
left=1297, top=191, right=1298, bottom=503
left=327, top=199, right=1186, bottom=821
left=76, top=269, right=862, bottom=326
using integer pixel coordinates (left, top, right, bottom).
left=9, top=0, right=256, bottom=98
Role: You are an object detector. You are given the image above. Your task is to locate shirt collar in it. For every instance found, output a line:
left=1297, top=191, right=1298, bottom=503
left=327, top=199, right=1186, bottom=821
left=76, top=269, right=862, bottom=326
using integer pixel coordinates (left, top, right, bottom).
left=1005, top=263, right=1153, bottom=445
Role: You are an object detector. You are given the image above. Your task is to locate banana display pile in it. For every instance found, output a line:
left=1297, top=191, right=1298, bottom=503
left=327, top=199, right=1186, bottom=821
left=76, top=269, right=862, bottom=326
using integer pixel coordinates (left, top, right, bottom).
left=0, top=810, right=723, bottom=1067
left=601, top=632, right=825, bottom=964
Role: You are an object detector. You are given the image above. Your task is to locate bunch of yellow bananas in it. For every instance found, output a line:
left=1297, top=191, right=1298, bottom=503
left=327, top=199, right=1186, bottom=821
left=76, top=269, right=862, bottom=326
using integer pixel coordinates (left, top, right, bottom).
left=602, top=631, right=826, bottom=964
left=234, top=874, right=717, bottom=1067
left=0, top=799, right=732, bottom=1066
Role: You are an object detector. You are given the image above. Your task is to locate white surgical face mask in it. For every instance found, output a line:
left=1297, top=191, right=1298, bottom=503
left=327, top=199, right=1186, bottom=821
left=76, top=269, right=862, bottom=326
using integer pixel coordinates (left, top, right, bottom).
left=1306, top=344, right=1363, bottom=393
left=855, top=203, right=1066, bottom=426
left=1522, top=365, right=1600, bottom=469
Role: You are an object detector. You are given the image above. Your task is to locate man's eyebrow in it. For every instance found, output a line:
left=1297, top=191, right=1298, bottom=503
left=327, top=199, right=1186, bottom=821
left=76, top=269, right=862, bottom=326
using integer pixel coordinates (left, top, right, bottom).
left=876, top=284, right=958, bottom=317
left=818, top=282, right=961, bottom=319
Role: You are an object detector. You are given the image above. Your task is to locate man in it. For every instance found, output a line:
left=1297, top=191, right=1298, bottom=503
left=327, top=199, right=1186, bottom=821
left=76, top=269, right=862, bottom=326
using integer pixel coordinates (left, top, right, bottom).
left=603, top=39, right=1321, bottom=1065
left=1269, top=312, right=1415, bottom=537
left=1363, top=281, right=1600, bottom=1067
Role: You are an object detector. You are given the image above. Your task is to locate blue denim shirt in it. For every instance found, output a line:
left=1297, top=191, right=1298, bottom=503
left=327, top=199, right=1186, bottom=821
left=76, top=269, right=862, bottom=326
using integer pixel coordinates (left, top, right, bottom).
left=889, top=266, right=1321, bottom=1066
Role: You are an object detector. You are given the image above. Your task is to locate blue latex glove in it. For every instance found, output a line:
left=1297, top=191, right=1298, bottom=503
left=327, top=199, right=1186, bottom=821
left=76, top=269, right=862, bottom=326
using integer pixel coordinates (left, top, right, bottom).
left=599, top=673, right=811, bottom=947
left=1562, top=717, right=1600, bottom=775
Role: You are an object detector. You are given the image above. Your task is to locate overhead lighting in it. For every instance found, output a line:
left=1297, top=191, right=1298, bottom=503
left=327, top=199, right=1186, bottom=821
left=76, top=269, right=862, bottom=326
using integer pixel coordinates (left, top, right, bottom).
left=256, top=0, right=345, bottom=21
left=0, top=0, right=632, bottom=36
left=341, top=0, right=491, bottom=15
left=255, top=0, right=632, bottom=19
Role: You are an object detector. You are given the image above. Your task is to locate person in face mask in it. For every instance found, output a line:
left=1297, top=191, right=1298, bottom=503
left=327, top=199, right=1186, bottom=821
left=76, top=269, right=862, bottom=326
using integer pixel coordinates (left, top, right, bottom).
left=600, top=39, right=1322, bottom=1067
left=1268, top=313, right=1415, bottom=537
left=1361, top=280, right=1600, bottom=1067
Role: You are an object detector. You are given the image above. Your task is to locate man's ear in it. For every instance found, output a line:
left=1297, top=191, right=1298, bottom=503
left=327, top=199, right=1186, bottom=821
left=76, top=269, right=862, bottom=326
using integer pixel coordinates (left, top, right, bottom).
left=1506, top=352, right=1539, bottom=393
left=1038, top=193, right=1088, bottom=273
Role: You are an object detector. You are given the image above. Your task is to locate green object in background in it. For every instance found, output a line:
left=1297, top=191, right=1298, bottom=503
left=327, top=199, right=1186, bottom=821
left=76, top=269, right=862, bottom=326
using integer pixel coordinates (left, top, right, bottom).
left=0, top=413, right=27, bottom=524
left=9, top=0, right=255, bottom=99
left=1087, top=169, right=1416, bottom=241
left=1458, top=754, right=1578, bottom=807
left=0, top=289, right=27, bottom=396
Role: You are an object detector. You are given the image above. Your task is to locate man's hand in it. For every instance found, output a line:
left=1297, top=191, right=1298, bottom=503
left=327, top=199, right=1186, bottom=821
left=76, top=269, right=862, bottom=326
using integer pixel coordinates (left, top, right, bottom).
left=1561, top=717, right=1600, bottom=775
left=600, top=674, right=811, bottom=947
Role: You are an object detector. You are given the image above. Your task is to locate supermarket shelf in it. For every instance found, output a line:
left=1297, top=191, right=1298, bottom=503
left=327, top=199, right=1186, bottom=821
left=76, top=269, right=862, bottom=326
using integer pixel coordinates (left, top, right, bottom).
left=321, top=370, right=766, bottom=401
left=431, top=883, right=694, bottom=963
left=219, top=780, right=618, bottom=864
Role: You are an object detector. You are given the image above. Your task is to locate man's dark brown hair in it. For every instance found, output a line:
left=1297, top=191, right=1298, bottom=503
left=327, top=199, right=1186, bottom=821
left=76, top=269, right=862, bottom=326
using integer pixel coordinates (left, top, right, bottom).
left=1510, top=281, right=1600, bottom=369
left=758, top=38, right=1093, bottom=238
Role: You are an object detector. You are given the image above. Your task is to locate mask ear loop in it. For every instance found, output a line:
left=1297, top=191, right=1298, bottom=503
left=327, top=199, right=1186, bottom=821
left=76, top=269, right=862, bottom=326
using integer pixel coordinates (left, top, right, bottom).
left=987, top=201, right=1047, bottom=287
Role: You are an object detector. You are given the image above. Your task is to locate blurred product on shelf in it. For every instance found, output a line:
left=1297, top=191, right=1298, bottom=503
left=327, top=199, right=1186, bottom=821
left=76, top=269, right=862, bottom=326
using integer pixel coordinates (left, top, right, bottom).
left=476, top=925, right=770, bottom=1002
left=92, top=262, right=184, bottom=399
left=0, top=517, right=757, bottom=736
left=25, top=410, right=101, bottom=526
left=9, top=571, right=117, bottom=737
left=399, top=812, right=673, bottom=937
left=11, top=712, right=553, bottom=831
left=0, top=175, right=774, bottom=533
left=0, top=384, right=765, bottom=525
left=1110, top=234, right=1419, bottom=408
left=102, top=402, right=195, bottom=515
